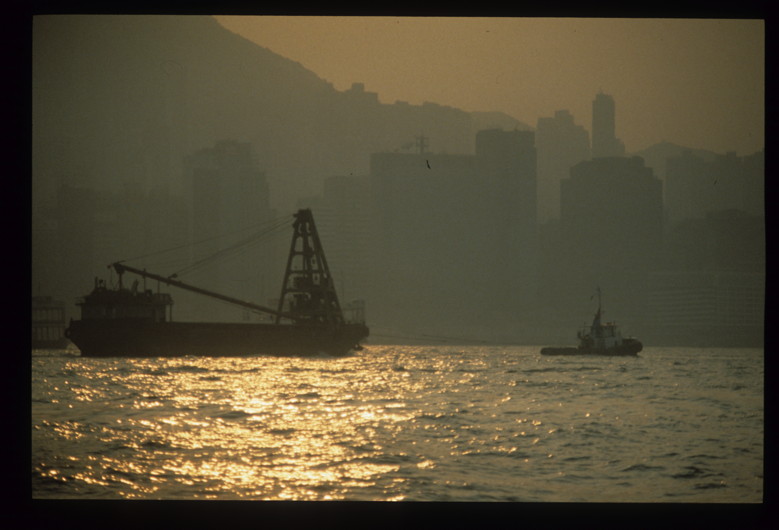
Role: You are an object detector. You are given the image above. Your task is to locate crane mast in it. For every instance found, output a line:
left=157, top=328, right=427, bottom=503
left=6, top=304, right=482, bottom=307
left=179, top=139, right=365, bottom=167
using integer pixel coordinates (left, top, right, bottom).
left=111, top=262, right=291, bottom=320
left=275, top=209, right=344, bottom=326
left=110, top=209, right=345, bottom=326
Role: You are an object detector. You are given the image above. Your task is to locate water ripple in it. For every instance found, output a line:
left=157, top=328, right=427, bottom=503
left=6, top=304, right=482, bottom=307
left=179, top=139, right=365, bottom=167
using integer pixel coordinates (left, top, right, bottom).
left=31, top=346, right=763, bottom=502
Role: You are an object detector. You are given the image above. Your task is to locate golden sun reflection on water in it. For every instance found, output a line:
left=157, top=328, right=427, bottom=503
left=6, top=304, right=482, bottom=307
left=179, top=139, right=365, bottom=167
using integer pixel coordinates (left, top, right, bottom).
left=68, top=356, right=427, bottom=500
left=33, top=347, right=764, bottom=501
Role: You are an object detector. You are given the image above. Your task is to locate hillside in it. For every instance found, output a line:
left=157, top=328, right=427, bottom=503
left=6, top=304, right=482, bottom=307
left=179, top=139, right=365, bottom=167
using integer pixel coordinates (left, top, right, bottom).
left=630, top=141, right=719, bottom=179
left=470, top=111, right=533, bottom=133
left=33, top=15, right=478, bottom=210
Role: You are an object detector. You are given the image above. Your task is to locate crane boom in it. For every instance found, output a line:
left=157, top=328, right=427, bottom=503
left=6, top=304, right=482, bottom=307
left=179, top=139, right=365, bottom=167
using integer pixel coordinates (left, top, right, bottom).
left=111, top=262, right=290, bottom=319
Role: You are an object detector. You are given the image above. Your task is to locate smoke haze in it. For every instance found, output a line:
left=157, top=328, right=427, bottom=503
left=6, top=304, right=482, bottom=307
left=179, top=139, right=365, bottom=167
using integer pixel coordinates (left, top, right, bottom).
left=32, top=15, right=764, bottom=347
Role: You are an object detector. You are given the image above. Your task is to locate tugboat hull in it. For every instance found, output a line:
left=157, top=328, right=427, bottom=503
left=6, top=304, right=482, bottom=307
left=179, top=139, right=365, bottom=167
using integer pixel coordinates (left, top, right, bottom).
left=540, top=338, right=642, bottom=356
left=66, top=319, right=369, bottom=358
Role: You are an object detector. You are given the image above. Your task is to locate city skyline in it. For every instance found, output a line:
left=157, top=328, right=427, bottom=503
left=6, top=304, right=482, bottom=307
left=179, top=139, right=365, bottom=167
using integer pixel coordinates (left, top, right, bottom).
left=32, top=14, right=764, bottom=347
left=30, top=15, right=765, bottom=506
left=215, top=16, right=764, bottom=157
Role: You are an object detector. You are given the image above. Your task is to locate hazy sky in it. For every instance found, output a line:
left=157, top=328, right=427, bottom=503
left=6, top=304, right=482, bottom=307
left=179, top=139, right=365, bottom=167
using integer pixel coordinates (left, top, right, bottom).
left=215, top=16, right=764, bottom=156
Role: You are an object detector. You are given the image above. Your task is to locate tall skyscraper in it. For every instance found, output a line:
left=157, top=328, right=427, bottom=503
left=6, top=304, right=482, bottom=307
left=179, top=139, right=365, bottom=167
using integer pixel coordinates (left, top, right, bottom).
left=369, top=130, right=538, bottom=338
left=591, top=92, right=625, bottom=158
left=536, top=110, right=591, bottom=222
left=556, top=156, right=662, bottom=323
left=665, top=149, right=765, bottom=226
left=296, top=175, right=372, bottom=312
left=475, top=129, right=538, bottom=318
left=184, top=140, right=272, bottom=321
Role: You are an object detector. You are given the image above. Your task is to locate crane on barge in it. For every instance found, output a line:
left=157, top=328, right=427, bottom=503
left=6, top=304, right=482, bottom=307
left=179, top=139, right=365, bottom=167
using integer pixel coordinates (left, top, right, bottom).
left=111, top=208, right=346, bottom=326
left=66, top=209, right=368, bottom=357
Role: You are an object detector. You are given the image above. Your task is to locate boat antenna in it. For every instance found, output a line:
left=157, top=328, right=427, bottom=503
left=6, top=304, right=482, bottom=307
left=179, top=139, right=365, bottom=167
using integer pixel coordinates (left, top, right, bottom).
left=596, top=286, right=602, bottom=311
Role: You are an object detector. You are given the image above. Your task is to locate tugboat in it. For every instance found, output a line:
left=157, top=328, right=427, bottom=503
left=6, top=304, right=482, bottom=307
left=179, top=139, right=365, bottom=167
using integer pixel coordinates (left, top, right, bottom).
left=541, top=288, right=642, bottom=356
left=65, top=209, right=369, bottom=357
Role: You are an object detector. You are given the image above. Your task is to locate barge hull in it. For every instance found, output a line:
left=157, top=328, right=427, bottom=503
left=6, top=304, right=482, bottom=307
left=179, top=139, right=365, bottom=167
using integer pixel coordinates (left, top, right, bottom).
left=66, top=319, right=369, bottom=358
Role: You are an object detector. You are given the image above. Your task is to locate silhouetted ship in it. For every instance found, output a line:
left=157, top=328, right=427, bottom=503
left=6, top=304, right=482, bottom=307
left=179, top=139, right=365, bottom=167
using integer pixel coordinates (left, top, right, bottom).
left=65, top=209, right=369, bottom=357
left=541, top=288, right=642, bottom=356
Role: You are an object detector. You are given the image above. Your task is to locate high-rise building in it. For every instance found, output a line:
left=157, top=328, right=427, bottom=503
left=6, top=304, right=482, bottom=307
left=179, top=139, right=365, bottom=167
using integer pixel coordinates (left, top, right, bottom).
left=662, top=209, right=764, bottom=273
left=54, top=185, right=103, bottom=310
left=591, top=92, right=625, bottom=158
left=296, top=175, right=372, bottom=316
left=646, top=208, right=764, bottom=346
left=665, top=150, right=709, bottom=224
left=370, top=145, right=477, bottom=332
left=369, top=130, right=537, bottom=338
left=665, top=149, right=765, bottom=226
left=184, top=140, right=272, bottom=321
left=474, top=129, right=538, bottom=316
left=536, top=110, right=591, bottom=222
left=742, top=148, right=765, bottom=217
left=47, top=183, right=191, bottom=322
left=646, top=270, right=764, bottom=346
left=556, top=156, right=662, bottom=323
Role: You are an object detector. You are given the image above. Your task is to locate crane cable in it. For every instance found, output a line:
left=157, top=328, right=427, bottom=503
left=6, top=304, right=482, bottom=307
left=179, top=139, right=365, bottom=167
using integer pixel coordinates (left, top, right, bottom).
left=116, top=213, right=293, bottom=275
left=171, top=215, right=291, bottom=278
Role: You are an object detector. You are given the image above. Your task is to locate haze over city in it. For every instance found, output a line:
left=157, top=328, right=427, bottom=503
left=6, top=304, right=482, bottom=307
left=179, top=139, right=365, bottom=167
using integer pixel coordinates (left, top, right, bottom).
left=31, top=14, right=766, bottom=504
left=216, top=16, right=764, bottom=157
left=32, top=14, right=764, bottom=346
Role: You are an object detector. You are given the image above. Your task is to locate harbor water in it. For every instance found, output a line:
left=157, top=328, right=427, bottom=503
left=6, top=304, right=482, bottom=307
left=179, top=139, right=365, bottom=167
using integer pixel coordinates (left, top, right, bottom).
left=31, top=345, right=763, bottom=502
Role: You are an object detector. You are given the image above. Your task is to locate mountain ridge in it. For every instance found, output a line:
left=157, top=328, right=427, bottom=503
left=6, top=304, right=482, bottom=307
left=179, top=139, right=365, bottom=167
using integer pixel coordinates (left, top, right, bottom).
left=33, top=15, right=488, bottom=210
left=629, top=141, right=720, bottom=179
left=33, top=15, right=738, bottom=209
